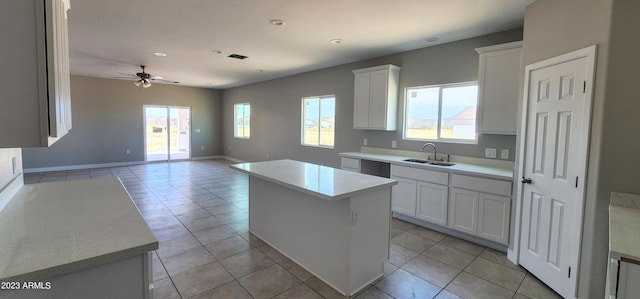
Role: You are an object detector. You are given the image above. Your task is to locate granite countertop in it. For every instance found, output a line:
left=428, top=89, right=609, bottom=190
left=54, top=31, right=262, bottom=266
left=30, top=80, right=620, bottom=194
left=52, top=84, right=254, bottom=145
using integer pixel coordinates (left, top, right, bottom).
left=230, top=159, right=397, bottom=201
left=609, top=192, right=640, bottom=262
left=0, top=177, right=158, bottom=281
left=340, top=151, right=513, bottom=180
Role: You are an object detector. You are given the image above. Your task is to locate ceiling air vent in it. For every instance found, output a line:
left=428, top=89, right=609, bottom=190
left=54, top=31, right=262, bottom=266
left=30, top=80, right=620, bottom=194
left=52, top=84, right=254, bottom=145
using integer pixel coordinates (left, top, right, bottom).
left=228, top=54, right=248, bottom=60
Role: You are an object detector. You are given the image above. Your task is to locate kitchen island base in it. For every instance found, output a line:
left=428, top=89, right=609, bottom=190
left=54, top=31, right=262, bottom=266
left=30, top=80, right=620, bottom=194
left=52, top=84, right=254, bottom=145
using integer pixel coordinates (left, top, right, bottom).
left=248, top=176, right=392, bottom=296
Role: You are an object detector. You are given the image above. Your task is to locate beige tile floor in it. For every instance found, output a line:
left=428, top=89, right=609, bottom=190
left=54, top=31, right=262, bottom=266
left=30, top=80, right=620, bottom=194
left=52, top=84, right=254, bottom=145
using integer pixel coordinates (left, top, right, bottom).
left=25, top=159, right=562, bottom=299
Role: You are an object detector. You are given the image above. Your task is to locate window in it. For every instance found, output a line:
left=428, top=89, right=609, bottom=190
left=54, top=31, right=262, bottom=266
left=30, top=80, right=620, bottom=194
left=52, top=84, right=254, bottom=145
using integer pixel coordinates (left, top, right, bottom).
left=234, top=103, right=250, bottom=138
left=404, top=82, right=478, bottom=142
left=302, top=95, right=335, bottom=147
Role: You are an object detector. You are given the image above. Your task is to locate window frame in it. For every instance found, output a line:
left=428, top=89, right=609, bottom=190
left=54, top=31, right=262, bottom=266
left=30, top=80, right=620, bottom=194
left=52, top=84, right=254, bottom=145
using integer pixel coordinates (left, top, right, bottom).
left=301, top=94, right=336, bottom=149
left=233, top=102, right=251, bottom=139
left=403, top=81, right=479, bottom=144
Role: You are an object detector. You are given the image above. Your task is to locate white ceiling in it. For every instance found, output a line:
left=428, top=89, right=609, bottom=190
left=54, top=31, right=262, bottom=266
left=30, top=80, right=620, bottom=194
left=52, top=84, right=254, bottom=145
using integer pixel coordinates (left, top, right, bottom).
left=67, top=0, right=534, bottom=89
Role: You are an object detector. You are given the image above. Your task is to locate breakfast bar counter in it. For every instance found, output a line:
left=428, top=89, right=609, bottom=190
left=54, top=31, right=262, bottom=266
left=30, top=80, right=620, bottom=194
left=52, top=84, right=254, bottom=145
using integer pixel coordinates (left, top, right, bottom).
left=231, top=159, right=397, bottom=296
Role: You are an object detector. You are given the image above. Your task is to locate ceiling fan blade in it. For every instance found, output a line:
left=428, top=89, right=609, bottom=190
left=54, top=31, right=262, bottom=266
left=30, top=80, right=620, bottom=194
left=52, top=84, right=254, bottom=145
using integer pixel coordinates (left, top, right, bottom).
left=151, top=78, right=179, bottom=84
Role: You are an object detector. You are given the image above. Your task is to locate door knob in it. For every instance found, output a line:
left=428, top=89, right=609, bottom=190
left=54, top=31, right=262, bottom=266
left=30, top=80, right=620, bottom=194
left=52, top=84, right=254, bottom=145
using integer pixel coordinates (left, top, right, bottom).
left=521, top=177, right=532, bottom=184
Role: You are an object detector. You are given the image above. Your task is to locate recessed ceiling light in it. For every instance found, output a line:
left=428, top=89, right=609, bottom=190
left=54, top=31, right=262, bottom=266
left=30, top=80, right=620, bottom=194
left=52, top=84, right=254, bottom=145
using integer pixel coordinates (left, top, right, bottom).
left=154, top=52, right=167, bottom=57
left=330, top=39, right=343, bottom=44
left=269, top=19, right=286, bottom=26
left=212, top=50, right=223, bottom=54
left=426, top=37, right=440, bottom=43
left=257, top=69, right=264, bottom=73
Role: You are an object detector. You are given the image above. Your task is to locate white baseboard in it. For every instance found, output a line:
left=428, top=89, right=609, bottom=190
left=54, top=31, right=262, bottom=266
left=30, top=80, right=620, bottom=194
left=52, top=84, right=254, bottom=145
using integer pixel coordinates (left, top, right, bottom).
left=24, top=161, right=145, bottom=173
left=23, top=157, right=245, bottom=173
left=191, top=155, right=225, bottom=161
left=221, top=156, right=245, bottom=163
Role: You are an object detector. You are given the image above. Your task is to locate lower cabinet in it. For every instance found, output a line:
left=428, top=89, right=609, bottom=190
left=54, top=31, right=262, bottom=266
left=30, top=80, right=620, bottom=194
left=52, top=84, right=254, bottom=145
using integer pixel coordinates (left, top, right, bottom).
left=391, top=165, right=448, bottom=226
left=608, top=258, right=640, bottom=299
left=448, top=188, right=478, bottom=235
left=448, top=174, right=512, bottom=245
left=391, top=176, right=417, bottom=216
left=416, top=182, right=448, bottom=226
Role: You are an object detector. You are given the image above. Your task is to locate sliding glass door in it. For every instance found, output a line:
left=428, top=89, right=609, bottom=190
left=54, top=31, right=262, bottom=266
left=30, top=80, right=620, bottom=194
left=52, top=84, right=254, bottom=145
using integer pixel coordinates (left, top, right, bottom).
left=144, top=106, right=191, bottom=162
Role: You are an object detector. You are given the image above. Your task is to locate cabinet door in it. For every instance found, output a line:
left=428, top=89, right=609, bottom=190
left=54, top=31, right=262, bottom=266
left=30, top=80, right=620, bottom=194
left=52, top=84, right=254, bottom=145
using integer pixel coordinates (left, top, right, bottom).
left=416, top=182, right=448, bottom=226
left=368, top=70, right=389, bottom=129
left=476, top=46, right=521, bottom=135
left=391, top=176, right=416, bottom=216
left=618, top=260, right=640, bottom=299
left=448, top=188, right=478, bottom=235
left=46, top=0, right=72, bottom=141
left=341, top=157, right=360, bottom=173
left=353, top=72, right=371, bottom=128
left=477, top=193, right=511, bottom=244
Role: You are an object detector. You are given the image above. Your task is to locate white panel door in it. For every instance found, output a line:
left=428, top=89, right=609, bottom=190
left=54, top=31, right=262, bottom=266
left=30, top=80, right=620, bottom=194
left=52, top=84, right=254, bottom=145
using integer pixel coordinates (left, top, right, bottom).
left=416, top=182, right=448, bottom=226
left=519, top=55, right=590, bottom=298
left=448, top=187, right=478, bottom=235
left=391, top=176, right=416, bottom=216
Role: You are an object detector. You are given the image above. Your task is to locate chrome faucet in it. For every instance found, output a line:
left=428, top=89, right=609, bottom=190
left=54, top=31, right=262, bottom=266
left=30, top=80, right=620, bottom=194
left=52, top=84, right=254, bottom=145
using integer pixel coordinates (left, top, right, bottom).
left=422, top=143, right=437, bottom=161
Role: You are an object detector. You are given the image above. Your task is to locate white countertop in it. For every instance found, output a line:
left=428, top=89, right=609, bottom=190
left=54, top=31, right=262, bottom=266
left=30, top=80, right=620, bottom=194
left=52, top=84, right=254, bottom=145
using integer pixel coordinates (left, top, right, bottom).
left=0, top=177, right=158, bottom=281
left=609, top=192, right=640, bottom=262
left=340, top=151, right=513, bottom=180
left=230, top=159, right=397, bottom=201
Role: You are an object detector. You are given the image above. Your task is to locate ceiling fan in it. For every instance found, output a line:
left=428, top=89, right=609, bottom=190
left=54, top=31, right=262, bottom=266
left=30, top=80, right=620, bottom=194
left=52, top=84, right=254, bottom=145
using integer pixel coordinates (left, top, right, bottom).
left=117, top=65, right=179, bottom=88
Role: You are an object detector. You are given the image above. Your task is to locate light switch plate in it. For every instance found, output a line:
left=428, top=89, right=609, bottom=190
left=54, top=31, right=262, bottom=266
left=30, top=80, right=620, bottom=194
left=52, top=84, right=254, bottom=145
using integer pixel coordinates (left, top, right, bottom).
left=363, top=139, right=368, bottom=146
left=501, top=149, right=509, bottom=159
left=485, top=148, right=497, bottom=158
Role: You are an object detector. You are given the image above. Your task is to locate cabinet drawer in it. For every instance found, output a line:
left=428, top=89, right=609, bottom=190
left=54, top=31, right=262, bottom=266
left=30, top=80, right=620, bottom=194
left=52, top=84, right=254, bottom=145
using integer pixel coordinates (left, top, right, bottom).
left=451, top=174, right=512, bottom=197
left=341, top=157, right=360, bottom=170
left=391, top=165, right=448, bottom=185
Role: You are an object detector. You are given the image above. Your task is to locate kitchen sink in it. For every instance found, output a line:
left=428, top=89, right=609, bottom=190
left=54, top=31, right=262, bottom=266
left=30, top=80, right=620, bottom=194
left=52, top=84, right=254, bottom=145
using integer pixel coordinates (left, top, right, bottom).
left=403, top=159, right=455, bottom=166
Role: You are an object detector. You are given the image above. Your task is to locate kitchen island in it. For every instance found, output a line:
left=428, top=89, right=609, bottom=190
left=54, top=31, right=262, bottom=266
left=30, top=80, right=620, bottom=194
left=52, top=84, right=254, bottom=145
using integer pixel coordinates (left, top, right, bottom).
left=230, top=159, right=397, bottom=296
left=0, top=177, right=158, bottom=299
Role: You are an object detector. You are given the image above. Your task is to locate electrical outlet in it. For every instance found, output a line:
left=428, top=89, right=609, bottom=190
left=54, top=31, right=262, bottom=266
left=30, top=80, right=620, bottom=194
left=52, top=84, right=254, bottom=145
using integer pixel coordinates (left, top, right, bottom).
left=501, top=149, right=510, bottom=159
left=485, top=148, right=497, bottom=158
left=228, top=146, right=231, bottom=151
left=363, top=139, right=368, bottom=146
left=266, top=153, right=270, bottom=159
left=126, top=149, right=131, bottom=154
left=195, top=128, right=201, bottom=133
left=392, top=141, right=397, bottom=148
left=201, top=146, right=205, bottom=151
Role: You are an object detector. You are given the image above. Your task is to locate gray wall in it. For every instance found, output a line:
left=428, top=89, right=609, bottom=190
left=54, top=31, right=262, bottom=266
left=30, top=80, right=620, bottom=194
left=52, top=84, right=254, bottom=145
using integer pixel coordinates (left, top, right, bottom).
left=22, top=76, right=223, bottom=169
left=522, top=0, right=613, bottom=297
left=222, top=29, right=523, bottom=168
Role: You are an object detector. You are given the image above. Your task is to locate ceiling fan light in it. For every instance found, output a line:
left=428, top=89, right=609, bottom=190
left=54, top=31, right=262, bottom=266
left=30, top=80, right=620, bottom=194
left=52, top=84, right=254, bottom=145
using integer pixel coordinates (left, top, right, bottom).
left=134, top=80, right=141, bottom=87
left=142, top=79, right=152, bottom=88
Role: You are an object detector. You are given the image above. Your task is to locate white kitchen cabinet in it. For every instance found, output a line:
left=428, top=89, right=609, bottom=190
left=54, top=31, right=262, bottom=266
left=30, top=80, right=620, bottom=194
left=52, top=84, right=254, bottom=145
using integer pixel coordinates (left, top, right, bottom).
left=477, top=193, right=511, bottom=243
left=448, top=188, right=478, bottom=235
left=475, top=41, right=522, bottom=135
left=0, top=0, right=72, bottom=147
left=352, top=65, right=400, bottom=130
left=617, top=260, right=640, bottom=299
left=341, top=157, right=361, bottom=173
left=390, top=165, right=448, bottom=225
left=391, top=176, right=417, bottom=216
left=416, top=182, right=448, bottom=226
left=448, top=174, right=512, bottom=244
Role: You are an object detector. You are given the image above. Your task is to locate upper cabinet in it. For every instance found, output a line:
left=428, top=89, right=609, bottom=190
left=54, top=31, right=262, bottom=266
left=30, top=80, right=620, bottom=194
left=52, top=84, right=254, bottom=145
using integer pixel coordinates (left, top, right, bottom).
left=0, top=0, right=72, bottom=147
left=353, top=65, right=400, bottom=130
left=475, top=41, right=522, bottom=135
